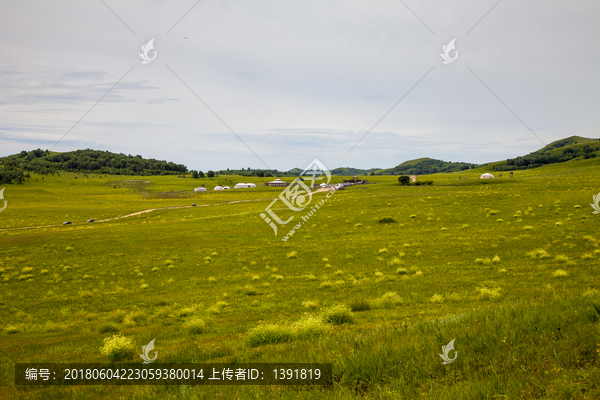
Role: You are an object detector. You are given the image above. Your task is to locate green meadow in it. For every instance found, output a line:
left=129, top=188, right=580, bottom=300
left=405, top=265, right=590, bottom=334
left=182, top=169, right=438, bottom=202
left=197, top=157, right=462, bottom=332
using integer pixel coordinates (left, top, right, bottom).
left=1, top=158, right=600, bottom=399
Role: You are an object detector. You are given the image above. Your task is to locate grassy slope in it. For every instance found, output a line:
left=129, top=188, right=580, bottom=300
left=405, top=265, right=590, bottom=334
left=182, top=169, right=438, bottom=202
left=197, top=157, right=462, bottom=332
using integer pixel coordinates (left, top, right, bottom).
left=0, top=158, right=599, bottom=399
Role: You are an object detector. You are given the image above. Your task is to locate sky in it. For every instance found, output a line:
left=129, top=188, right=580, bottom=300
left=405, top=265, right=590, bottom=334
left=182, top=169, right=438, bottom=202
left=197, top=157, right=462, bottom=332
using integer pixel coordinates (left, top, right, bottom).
left=0, top=0, right=598, bottom=172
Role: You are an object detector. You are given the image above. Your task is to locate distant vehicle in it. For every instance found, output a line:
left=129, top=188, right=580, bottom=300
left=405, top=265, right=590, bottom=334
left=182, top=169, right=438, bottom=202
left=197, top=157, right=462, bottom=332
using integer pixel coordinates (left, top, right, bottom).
left=191, top=204, right=196, bottom=207
left=87, top=219, right=94, bottom=223
left=63, top=221, right=72, bottom=225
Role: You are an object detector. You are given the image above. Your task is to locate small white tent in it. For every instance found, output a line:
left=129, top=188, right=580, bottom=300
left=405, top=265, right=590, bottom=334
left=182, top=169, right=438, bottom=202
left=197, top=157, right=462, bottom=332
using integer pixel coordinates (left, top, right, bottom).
left=480, top=173, right=495, bottom=179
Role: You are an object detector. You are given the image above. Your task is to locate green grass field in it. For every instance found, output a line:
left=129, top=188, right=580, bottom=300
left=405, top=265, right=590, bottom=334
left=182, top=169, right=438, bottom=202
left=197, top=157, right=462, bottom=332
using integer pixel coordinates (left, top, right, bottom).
left=1, top=159, right=600, bottom=399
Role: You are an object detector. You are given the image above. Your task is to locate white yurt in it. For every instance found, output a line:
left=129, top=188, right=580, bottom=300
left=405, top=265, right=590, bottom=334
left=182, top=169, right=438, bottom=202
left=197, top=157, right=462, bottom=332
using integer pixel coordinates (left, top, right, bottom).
left=480, top=173, right=495, bottom=179
left=234, top=183, right=249, bottom=189
left=194, top=185, right=207, bottom=192
left=246, top=183, right=257, bottom=188
left=223, top=186, right=231, bottom=190
left=214, top=185, right=224, bottom=190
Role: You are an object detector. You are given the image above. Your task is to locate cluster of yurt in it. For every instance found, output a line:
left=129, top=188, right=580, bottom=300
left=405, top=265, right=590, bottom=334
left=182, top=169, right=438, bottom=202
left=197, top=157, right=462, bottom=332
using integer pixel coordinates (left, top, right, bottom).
left=233, top=182, right=257, bottom=189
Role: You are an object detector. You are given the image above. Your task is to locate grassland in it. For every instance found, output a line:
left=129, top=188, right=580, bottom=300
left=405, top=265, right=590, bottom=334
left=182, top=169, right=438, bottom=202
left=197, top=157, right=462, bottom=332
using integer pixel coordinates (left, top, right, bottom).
left=1, top=158, right=600, bottom=399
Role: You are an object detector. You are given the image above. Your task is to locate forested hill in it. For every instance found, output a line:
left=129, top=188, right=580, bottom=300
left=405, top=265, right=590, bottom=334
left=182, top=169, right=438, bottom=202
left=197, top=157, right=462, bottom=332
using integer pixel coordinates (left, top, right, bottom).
left=380, top=158, right=478, bottom=175
left=0, top=149, right=188, bottom=178
left=491, top=136, right=600, bottom=171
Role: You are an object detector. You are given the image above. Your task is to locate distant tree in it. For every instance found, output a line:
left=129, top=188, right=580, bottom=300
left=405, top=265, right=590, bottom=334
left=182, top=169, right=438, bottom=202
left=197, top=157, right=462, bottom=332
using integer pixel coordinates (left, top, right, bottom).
left=398, top=175, right=411, bottom=185
left=207, top=170, right=215, bottom=178
left=192, top=170, right=199, bottom=179
left=256, top=170, right=265, bottom=177
left=265, top=172, right=274, bottom=177
left=198, top=171, right=205, bottom=178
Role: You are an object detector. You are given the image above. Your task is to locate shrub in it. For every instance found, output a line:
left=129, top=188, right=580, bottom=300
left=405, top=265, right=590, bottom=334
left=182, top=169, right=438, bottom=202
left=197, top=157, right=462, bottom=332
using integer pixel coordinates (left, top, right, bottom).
left=378, top=217, right=396, bottom=224
left=247, top=323, right=293, bottom=347
left=292, top=315, right=329, bottom=339
left=319, top=281, right=333, bottom=289
left=243, top=284, right=259, bottom=296
left=349, top=299, right=372, bottom=312
left=555, top=254, right=570, bottom=263
left=526, top=248, right=551, bottom=259
left=321, top=305, right=354, bottom=325
left=100, top=334, right=136, bottom=362
left=396, top=268, right=408, bottom=275
left=492, top=255, right=501, bottom=263
left=185, top=317, right=207, bottom=334
left=388, top=257, right=403, bottom=267
left=372, top=292, right=403, bottom=309
left=430, top=294, right=444, bottom=303
left=178, top=307, right=196, bottom=317
left=98, top=322, right=120, bottom=334
left=552, top=269, right=569, bottom=278
left=4, top=325, right=21, bottom=334
left=301, top=300, right=319, bottom=309
left=21, top=267, right=33, bottom=273
left=478, top=287, right=502, bottom=300
left=286, top=251, right=298, bottom=259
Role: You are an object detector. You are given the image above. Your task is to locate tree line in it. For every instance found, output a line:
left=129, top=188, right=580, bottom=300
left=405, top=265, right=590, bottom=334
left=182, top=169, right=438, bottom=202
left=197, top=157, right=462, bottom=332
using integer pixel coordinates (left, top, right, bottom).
left=0, top=149, right=188, bottom=177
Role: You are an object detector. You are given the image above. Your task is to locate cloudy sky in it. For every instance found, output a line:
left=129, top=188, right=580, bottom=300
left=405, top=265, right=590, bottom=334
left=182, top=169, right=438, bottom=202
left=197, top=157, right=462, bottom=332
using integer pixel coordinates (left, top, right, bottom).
left=0, top=0, right=598, bottom=171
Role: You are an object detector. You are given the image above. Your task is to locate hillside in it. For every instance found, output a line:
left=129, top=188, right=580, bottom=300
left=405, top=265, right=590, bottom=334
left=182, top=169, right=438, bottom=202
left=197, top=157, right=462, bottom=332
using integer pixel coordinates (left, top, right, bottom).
left=491, top=135, right=599, bottom=171
left=379, top=157, right=479, bottom=176
left=0, top=149, right=188, bottom=178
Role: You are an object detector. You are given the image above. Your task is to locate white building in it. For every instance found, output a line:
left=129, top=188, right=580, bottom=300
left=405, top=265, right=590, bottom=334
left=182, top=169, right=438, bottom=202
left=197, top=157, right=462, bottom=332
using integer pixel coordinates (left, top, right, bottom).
left=266, top=178, right=288, bottom=187
left=233, top=182, right=257, bottom=189
left=194, top=185, right=207, bottom=192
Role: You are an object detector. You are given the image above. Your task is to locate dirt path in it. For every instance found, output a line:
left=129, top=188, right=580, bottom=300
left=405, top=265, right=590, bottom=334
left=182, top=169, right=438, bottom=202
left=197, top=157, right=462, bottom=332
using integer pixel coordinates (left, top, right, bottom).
left=0, top=187, right=335, bottom=232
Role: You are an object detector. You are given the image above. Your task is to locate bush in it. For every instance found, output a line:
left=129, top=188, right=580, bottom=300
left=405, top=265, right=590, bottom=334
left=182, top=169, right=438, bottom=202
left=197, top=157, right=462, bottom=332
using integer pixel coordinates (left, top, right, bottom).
left=349, top=299, right=372, bottom=312
left=185, top=317, right=207, bottom=334
left=302, top=300, right=319, bottom=309
left=321, top=305, right=355, bottom=325
left=378, top=217, right=396, bottom=223
left=247, top=323, right=294, bottom=347
left=100, top=334, right=136, bottom=362
left=372, top=292, right=403, bottom=308
left=4, top=325, right=21, bottom=334
left=292, top=315, right=329, bottom=339
left=398, top=176, right=411, bottom=185
left=98, top=322, right=120, bottom=334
